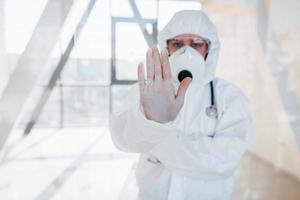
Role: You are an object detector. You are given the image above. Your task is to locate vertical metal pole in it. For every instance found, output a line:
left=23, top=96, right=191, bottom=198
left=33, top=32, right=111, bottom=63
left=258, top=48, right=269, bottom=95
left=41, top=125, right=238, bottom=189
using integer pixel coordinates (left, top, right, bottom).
left=0, top=0, right=9, bottom=96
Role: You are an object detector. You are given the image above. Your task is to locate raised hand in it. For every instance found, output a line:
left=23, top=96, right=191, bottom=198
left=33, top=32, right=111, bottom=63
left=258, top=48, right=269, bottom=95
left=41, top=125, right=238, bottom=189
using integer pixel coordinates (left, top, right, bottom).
left=137, top=47, right=192, bottom=123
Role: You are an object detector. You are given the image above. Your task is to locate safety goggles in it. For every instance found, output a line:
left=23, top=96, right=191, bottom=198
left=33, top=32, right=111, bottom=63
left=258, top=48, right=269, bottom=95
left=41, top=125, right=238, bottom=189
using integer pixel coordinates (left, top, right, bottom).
left=166, top=37, right=210, bottom=53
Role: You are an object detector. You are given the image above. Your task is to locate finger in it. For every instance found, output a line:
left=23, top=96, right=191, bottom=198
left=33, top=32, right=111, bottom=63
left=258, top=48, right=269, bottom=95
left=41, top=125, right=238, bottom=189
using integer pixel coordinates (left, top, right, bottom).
left=153, top=47, right=162, bottom=80
left=175, top=77, right=192, bottom=108
left=137, top=62, right=145, bottom=90
left=146, top=48, right=154, bottom=80
left=161, top=49, right=172, bottom=80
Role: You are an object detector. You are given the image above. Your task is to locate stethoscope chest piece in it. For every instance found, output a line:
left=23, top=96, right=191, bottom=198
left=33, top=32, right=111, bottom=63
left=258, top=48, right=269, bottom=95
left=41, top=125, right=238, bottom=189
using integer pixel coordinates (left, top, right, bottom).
left=206, top=105, right=218, bottom=119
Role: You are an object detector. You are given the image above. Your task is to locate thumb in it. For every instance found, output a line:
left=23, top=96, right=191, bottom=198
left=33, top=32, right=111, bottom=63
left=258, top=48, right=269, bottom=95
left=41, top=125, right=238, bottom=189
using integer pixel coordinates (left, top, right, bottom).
left=175, top=77, right=192, bottom=108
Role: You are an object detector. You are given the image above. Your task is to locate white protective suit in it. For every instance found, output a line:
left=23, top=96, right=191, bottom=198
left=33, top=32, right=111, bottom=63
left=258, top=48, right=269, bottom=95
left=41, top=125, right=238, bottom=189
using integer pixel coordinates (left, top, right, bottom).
left=110, top=10, right=252, bottom=200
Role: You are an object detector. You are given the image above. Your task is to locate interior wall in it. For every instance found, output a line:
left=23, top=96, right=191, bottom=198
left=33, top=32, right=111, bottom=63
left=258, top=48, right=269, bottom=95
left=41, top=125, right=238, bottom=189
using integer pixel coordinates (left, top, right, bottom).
left=202, top=0, right=300, bottom=181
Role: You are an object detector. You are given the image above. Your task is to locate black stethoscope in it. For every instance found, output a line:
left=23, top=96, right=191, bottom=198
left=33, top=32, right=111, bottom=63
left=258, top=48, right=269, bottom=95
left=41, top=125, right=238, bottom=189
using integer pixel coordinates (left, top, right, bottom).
left=147, top=81, right=217, bottom=165
left=206, top=81, right=218, bottom=119
left=203, top=52, right=218, bottom=119
left=177, top=70, right=218, bottom=119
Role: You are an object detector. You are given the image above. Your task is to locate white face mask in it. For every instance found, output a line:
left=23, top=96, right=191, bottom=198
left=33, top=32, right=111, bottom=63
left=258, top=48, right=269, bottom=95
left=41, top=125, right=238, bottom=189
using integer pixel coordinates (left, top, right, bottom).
left=169, top=46, right=206, bottom=85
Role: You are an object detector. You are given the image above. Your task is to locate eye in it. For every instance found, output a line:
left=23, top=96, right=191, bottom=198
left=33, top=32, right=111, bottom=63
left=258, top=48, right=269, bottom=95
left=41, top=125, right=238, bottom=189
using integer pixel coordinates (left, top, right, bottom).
left=167, top=39, right=184, bottom=50
left=191, top=42, right=206, bottom=49
left=174, top=41, right=183, bottom=48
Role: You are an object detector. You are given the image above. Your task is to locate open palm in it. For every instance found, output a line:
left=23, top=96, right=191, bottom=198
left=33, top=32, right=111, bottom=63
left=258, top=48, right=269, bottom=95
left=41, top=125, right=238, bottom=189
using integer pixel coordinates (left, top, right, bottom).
left=137, top=47, right=192, bottom=123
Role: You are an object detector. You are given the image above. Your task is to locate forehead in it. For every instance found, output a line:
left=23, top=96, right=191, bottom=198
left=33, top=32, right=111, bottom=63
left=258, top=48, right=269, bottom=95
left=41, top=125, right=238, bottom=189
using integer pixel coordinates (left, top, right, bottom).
left=172, top=34, right=204, bottom=40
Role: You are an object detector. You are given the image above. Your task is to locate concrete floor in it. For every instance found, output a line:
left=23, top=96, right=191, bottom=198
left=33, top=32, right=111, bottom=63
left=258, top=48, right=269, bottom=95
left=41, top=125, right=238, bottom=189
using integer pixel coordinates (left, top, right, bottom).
left=0, top=128, right=138, bottom=200
left=0, top=127, right=299, bottom=200
left=234, top=153, right=300, bottom=200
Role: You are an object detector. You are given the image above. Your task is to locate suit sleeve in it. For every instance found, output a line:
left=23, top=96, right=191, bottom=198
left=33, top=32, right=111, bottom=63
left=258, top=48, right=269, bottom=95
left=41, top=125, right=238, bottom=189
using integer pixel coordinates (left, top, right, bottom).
left=149, top=91, right=253, bottom=179
left=110, top=84, right=253, bottom=179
